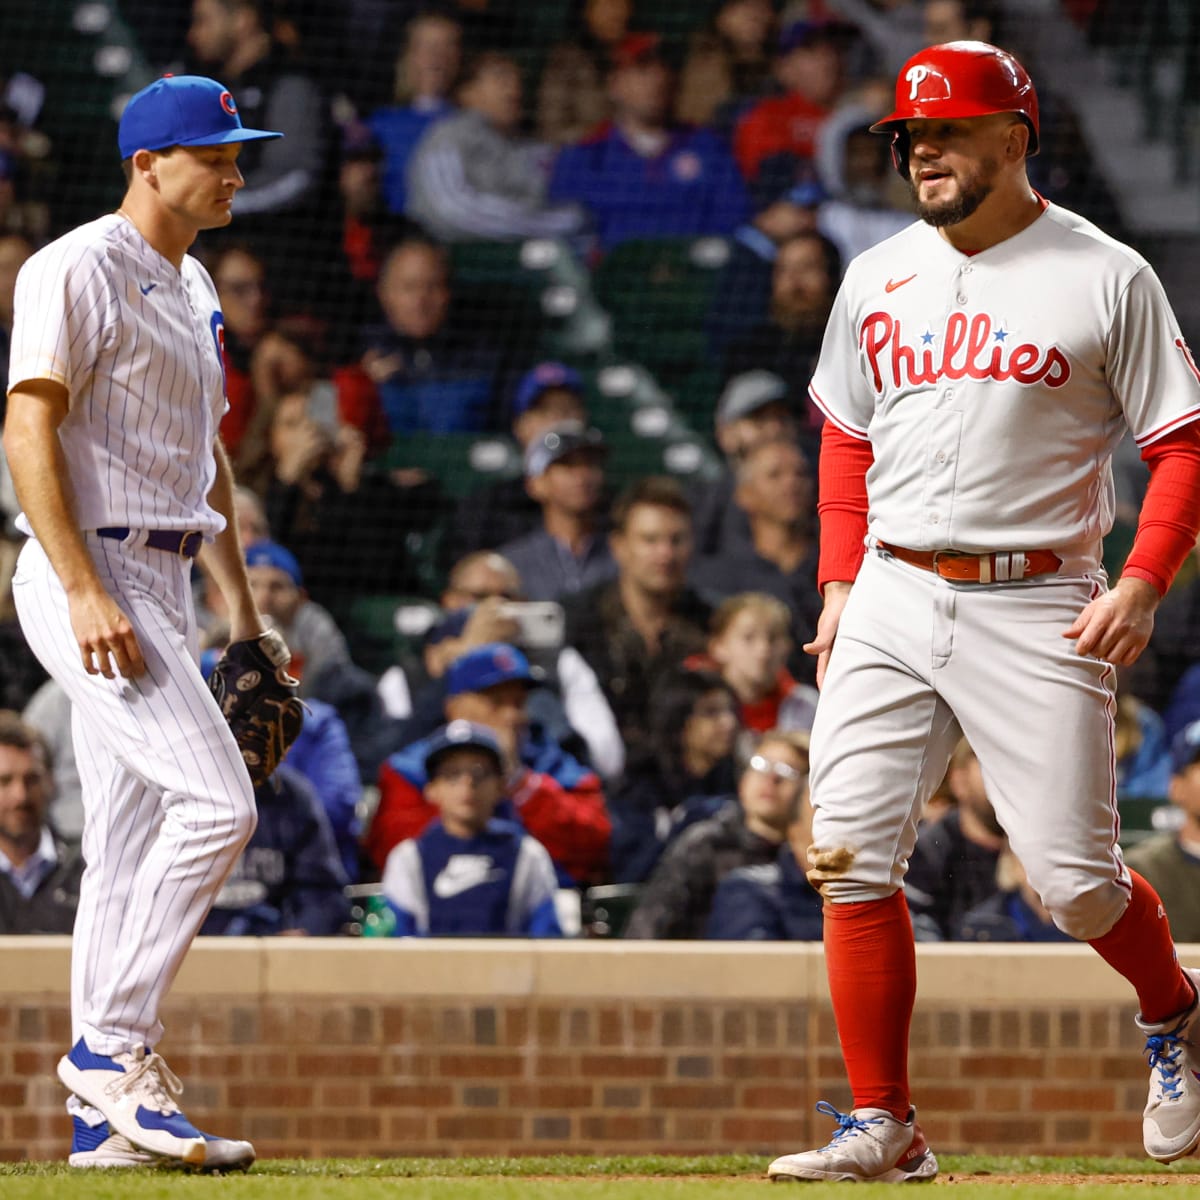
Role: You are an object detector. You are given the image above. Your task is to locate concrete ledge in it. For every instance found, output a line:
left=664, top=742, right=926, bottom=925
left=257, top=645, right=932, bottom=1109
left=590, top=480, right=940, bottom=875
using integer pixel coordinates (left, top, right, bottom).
left=4, top=937, right=1197, bottom=1003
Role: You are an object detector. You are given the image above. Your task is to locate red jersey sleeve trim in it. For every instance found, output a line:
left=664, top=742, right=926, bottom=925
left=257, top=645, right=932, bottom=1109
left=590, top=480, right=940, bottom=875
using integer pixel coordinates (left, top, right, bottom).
left=809, top=383, right=870, bottom=441
left=1133, top=405, right=1200, bottom=448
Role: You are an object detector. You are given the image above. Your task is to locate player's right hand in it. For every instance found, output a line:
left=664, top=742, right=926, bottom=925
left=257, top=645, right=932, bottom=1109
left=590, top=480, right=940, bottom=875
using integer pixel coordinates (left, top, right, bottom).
left=804, top=581, right=853, bottom=689
left=69, top=590, right=147, bottom=680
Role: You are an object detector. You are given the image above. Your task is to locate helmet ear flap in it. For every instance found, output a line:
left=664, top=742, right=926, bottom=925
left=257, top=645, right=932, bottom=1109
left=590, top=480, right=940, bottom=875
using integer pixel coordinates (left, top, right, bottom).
left=889, top=128, right=911, bottom=180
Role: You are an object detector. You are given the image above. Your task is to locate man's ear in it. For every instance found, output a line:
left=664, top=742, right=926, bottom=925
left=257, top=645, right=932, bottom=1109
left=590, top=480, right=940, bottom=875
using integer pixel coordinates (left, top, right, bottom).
left=1007, top=120, right=1030, bottom=162
left=132, top=148, right=158, bottom=186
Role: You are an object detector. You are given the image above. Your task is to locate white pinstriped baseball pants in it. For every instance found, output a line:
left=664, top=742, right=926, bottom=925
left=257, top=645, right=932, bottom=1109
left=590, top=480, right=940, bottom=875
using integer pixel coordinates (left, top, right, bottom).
left=13, top=534, right=256, bottom=1054
left=808, top=548, right=1132, bottom=940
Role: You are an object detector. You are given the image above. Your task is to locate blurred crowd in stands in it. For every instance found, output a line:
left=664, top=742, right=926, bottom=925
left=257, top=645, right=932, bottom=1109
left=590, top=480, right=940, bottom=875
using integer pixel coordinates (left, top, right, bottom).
left=2, top=0, right=1197, bottom=945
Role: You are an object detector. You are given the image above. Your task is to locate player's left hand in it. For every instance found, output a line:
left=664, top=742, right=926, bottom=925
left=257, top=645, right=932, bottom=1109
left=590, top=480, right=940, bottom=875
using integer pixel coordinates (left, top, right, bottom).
left=1062, top=576, right=1160, bottom=666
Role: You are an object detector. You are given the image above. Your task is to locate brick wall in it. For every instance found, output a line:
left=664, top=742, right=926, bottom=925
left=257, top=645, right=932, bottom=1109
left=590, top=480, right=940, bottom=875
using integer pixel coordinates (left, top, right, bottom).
left=0, top=938, right=1183, bottom=1162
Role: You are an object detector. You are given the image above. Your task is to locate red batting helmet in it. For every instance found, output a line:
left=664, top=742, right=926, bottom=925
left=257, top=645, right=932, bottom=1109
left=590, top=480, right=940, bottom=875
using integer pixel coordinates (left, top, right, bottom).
left=870, top=40, right=1040, bottom=177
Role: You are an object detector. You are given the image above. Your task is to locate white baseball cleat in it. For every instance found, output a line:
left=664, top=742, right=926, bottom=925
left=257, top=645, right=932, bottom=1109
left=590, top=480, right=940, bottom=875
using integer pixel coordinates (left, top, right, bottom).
left=768, top=1101, right=939, bottom=1183
left=69, top=1115, right=255, bottom=1171
left=57, top=1040, right=206, bottom=1165
left=1138, top=967, right=1200, bottom=1163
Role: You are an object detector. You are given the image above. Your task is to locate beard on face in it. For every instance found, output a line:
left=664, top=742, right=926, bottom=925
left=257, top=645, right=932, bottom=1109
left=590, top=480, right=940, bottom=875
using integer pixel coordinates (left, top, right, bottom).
left=908, top=156, right=998, bottom=227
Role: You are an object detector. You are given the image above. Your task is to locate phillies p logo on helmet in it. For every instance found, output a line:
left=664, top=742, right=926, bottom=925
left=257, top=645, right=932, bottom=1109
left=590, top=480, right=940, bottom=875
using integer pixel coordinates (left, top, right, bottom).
left=906, top=65, right=930, bottom=100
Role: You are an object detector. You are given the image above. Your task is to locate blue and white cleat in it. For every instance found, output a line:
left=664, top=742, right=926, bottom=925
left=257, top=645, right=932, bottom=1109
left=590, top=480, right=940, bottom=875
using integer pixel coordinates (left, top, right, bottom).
left=57, top=1040, right=207, bottom=1165
left=68, top=1115, right=255, bottom=1171
left=768, top=1100, right=939, bottom=1183
left=1138, top=967, right=1200, bottom=1163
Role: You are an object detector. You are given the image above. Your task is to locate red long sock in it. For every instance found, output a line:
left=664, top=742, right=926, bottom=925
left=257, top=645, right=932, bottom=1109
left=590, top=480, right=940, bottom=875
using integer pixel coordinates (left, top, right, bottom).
left=823, top=890, right=915, bottom=1120
left=1088, top=870, right=1195, bottom=1023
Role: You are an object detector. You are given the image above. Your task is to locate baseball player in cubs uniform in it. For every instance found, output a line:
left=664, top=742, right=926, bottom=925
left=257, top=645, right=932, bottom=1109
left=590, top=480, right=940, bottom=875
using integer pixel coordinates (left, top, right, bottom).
left=3, top=76, right=282, bottom=1170
left=766, top=42, right=1200, bottom=1183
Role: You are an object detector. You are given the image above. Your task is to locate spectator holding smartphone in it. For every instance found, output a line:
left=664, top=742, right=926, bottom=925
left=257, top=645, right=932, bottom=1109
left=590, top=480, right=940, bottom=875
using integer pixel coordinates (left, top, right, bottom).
left=368, top=643, right=611, bottom=885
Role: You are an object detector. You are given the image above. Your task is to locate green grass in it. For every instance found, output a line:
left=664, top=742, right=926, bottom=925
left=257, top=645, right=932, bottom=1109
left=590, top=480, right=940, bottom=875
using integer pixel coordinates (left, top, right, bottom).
left=2, top=1154, right=1200, bottom=1197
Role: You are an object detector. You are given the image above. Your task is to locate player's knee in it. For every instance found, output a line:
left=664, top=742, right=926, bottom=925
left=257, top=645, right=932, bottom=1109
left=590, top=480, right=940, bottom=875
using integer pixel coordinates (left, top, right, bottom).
left=1041, top=878, right=1128, bottom=941
left=231, top=784, right=258, bottom=847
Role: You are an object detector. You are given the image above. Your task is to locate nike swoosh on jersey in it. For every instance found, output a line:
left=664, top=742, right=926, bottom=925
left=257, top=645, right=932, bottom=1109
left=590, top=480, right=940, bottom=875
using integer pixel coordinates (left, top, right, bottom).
left=885, top=274, right=917, bottom=293
left=140, top=283, right=157, bottom=295
left=433, top=855, right=505, bottom=899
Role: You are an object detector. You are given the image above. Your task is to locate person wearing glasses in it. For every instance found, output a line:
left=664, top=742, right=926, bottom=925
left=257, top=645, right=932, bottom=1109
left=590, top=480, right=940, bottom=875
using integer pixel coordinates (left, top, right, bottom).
left=379, top=720, right=562, bottom=937
left=624, top=729, right=810, bottom=939
left=707, top=731, right=822, bottom=941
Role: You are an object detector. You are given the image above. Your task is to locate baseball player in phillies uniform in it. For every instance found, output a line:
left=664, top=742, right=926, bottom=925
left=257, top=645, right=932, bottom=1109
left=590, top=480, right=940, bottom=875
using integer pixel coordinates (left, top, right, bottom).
left=3, top=77, right=282, bottom=1169
left=767, top=42, right=1200, bottom=1182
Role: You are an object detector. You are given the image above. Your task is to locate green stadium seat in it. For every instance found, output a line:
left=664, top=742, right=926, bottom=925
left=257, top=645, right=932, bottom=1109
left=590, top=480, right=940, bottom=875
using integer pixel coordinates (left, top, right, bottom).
left=383, top=432, right=521, bottom=497
left=593, top=236, right=730, bottom=382
left=341, top=593, right=442, bottom=676
left=451, top=239, right=611, bottom=361
left=1117, top=795, right=1176, bottom=850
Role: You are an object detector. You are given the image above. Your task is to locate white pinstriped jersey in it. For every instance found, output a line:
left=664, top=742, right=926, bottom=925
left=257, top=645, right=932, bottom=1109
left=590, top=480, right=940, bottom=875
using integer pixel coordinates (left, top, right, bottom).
left=7, top=213, right=228, bottom=537
left=809, top=203, right=1200, bottom=562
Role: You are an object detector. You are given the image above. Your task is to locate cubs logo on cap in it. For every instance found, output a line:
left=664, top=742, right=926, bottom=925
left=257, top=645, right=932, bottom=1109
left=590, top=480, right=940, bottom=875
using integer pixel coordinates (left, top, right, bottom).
left=446, top=643, right=536, bottom=696
left=118, top=75, right=283, bottom=159
left=423, top=720, right=505, bottom=774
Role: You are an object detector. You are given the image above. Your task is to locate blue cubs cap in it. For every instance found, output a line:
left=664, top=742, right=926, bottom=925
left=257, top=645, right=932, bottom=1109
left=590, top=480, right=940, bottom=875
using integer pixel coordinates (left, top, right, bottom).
left=424, top=720, right=505, bottom=774
left=244, top=540, right=303, bottom=587
left=513, top=362, right=584, bottom=415
left=446, top=643, right=534, bottom=696
left=1170, top=720, right=1200, bottom=776
left=118, top=75, right=283, bottom=159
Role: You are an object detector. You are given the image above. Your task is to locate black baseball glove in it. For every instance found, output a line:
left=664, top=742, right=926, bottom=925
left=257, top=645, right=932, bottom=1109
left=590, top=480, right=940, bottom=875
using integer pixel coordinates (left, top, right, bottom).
left=208, top=628, right=305, bottom=787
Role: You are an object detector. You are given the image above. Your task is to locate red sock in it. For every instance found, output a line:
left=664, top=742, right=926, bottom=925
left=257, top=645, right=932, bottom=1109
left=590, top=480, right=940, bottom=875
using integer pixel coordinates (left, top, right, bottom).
left=823, top=890, right=915, bottom=1120
left=1088, top=870, right=1195, bottom=1023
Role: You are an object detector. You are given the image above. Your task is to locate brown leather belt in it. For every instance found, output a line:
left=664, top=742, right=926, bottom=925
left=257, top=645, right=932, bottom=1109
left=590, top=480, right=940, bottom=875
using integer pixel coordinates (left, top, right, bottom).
left=877, top=541, right=1062, bottom=583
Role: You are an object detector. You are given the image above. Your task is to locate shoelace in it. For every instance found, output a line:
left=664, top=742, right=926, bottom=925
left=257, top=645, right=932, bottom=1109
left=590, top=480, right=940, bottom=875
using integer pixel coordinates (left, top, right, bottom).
left=105, top=1052, right=185, bottom=1114
left=815, top=1100, right=884, bottom=1149
left=1145, top=1027, right=1188, bottom=1102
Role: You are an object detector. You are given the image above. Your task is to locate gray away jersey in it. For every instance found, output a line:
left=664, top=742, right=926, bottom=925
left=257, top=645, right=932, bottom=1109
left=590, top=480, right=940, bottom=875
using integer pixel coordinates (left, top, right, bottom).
left=809, top=203, right=1200, bottom=561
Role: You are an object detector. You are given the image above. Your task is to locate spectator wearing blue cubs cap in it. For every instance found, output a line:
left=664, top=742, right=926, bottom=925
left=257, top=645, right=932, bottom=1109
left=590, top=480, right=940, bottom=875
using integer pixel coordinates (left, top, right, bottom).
left=244, top=539, right=351, bottom=692
left=367, top=642, right=611, bottom=886
left=379, top=718, right=563, bottom=938
left=444, top=362, right=590, bottom=566
left=499, top=421, right=616, bottom=602
left=1124, top=721, right=1200, bottom=942
left=373, top=548, right=626, bottom=785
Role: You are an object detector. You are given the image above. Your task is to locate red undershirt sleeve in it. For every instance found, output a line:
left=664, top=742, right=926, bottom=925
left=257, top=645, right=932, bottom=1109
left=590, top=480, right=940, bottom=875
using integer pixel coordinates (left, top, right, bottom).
left=1121, top=421, right=1200, bottom=596
left=817, top=423, right=874, bottom=591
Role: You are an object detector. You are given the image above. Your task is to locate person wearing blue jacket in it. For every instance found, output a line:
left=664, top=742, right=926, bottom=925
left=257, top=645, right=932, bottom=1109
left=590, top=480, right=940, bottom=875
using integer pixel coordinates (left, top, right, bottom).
left=285, top=698, right=364, bottom=882
left=381, top=721, right=562, bottom=937
left=547, top=33, right=749, bottom=252
left=707, top=840, right=823, bottom=941
left=200, top=765, right=350, bottom=937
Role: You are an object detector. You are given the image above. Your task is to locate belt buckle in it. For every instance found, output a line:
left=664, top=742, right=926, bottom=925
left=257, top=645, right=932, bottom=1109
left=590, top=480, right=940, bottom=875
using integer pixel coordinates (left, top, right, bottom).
left=930, top=549, right=966, bottom=576
left=179, top=531, right=202, bottom=558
